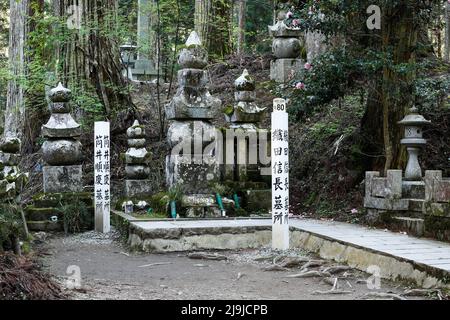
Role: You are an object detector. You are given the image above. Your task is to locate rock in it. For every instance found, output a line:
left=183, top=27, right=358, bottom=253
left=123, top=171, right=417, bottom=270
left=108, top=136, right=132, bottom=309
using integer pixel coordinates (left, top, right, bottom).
left=42, top=139, right=83, bottom=165
left=0, top=136, right=21, bottom=153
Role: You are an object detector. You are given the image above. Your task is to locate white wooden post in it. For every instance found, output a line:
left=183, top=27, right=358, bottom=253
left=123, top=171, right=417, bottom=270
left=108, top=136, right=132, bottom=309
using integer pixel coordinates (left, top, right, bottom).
left=271, top=98, right=290, bottom=250
left=94, top=122, right=111, bottom=233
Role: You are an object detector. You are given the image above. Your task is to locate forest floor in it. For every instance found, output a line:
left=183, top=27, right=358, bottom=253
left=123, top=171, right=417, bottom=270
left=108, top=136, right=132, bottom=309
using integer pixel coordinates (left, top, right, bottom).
left=34, top=230, right=441, bottom=300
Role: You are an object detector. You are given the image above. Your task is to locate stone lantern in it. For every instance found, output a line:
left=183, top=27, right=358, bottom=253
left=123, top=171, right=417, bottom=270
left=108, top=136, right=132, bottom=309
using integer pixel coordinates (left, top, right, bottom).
left=398, top=106, right=431, bottom=181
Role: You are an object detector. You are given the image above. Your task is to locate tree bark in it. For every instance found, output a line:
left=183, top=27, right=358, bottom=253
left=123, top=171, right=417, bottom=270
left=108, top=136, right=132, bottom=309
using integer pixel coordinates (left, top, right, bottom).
left=446, top=2, right=450, bottom=62
left=4, top=0, right=28, bottom=140
left=56, top=0, right=133, bottom=116
left=195, top=0, right=210, bottom=45
left=361, top=1, right=418, bottom=174
left=195, top=0, right=232, bottom=58
left=237, top=0, right=246, bottom=55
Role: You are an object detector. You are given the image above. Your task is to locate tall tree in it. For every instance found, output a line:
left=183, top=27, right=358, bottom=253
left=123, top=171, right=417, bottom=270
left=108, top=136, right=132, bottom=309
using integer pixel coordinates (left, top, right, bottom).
left=195, top=0, right=232, bottom=58
left=4, top=0, right=28, bottom=140
left=446, top=1, right=450, bottom=62
left=55, top=0, right=133, bottom=116
left=361, top=1, right=423, bottom=173
left=237, top=0, right=246, bottom=54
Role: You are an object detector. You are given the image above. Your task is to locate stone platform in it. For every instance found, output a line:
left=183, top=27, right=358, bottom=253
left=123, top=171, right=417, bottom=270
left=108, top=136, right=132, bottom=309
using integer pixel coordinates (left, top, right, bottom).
left=115, top=212, right=450, bottom=288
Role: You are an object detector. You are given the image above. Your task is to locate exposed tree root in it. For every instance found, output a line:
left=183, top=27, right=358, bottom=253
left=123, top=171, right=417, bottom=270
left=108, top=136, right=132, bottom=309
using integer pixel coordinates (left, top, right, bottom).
left=187, top=252, right=228, bottom=261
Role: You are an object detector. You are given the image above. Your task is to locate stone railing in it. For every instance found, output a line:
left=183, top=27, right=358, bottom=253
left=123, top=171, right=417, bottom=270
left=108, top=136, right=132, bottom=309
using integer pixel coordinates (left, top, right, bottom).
left=424, top=170, right=450, bottom=217
left=364, top=170, right=409, bottom=211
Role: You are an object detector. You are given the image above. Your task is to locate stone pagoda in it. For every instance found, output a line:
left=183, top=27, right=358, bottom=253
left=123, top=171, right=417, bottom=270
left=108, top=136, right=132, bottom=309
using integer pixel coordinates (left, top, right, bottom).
left=165, top=31, right=222, bottom=217
left=124, top=120, right=151, bottom=201
left=364, top=106, right=450, bottom=240
left=269, top=1, right=304, bottom=83
left=41, top=83, right=83, bottom=193
left=25, top=83, right=93, bottom=232
left=222, top=70, right=271, bottom=213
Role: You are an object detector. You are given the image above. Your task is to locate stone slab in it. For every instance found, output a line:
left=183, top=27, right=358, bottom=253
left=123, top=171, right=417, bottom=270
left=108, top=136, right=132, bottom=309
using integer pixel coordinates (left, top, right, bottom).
left=43, top=165, right=83, bottom=193
left=122, top=216, right=450, bottom=287
left=125, top=179, right=151, bottom=198
left=270, top=58, right=303, bottom=83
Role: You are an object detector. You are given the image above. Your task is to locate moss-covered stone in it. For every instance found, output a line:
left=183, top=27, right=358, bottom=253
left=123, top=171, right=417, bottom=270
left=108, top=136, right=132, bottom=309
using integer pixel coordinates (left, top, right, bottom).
left=32, top=192, right=92, bottom=208
left=424, top=216, right=450, bottom=241
left=27, top=221, right=63, bottom=232
left=25, top=206, right=61, bottom=221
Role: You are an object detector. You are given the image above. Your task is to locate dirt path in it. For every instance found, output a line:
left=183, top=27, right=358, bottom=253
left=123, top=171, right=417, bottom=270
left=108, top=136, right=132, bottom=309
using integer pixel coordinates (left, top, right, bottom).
left=36, top=230, right=431, bottom=300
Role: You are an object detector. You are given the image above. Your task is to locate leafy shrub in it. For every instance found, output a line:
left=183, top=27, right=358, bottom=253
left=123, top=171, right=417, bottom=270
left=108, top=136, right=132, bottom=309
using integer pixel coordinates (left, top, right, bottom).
left=0, top=203, right=24, bottom=253
left=60, top=200, right=90, bottom=234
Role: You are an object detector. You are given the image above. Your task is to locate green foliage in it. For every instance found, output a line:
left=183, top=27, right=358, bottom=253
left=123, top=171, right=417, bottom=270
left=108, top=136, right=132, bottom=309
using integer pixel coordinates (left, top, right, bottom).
left=242, top=0, right=273, bottom=54
left=285, top=48, right=370, bottom=116
left=168, top=184, right=184, bottom=202
left=60, top=200, right=90, bottom=234
left=0, top=203, right=24, bottom=252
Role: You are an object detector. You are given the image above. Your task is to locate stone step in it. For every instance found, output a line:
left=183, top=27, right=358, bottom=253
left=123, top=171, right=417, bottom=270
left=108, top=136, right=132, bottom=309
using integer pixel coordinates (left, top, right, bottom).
left=25, top=206, right=61, bottom=221
left=393, top=216, right=425, bottom=237
left=402, top=181, right=425, bottom=199
left=407, top=198, right=425, bottom=213
left=27, top=220, right=63, bottom=232
left=32, top=192, right=93, bottom=208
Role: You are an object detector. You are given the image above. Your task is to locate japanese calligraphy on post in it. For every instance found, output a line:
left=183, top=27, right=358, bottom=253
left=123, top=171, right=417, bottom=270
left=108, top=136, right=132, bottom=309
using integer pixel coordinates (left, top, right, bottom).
left=94, top=122, right=111, bottom=233
left=271, top=98, right=289, bottom=250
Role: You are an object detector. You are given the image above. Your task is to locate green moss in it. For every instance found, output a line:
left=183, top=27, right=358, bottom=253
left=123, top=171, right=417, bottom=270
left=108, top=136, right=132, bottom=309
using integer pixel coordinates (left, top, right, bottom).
left=223, top=105, right=234, bottom=116
left=112, top=213, right=130, bottom=243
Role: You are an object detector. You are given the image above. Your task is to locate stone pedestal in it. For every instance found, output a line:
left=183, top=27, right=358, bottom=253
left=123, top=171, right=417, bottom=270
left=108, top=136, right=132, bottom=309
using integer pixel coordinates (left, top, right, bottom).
left=270, top=59, right=304, bottom=83
left=43, top=165, right=83, bottom=193
left=125, top=180, right=152, bottom=198
left=166, top=154, right=218, bottom=194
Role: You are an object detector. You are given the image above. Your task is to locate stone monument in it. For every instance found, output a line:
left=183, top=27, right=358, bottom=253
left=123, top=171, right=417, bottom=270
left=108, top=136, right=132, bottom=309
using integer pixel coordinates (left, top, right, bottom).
left=364, top=106, right=450, bottom=240
left=222, top=69, right=271, bottom=213
left=119, top=0, right=161, bottom=82
left=25, top=83, right=93, bottom=232
left=269, top=1, right=304, bottom=83
left=42, top=83, right=83, bottom=193
left=124, top=120, right=152, bottom=200
left=165, top=31, right=222, bottom=217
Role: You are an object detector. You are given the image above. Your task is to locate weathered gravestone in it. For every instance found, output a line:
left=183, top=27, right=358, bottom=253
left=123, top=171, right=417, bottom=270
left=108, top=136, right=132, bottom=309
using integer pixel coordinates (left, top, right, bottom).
left=25, top=83, right=93, bottom=232
left=222, top=69, right=271, bottom=214
left=165, top=31, right=222, bottom=217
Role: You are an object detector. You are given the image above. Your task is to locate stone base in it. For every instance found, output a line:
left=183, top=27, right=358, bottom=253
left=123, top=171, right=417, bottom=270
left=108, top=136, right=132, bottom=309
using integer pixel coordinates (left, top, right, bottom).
left=270, top=59, right=304, bottom=83
left=166, top=155, right=219, bottom=194
left=125, top=179, right=152, bottom=198
left=181, top=194, right=234, bottom=218
left=43, top=165, right=83, bottom=193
